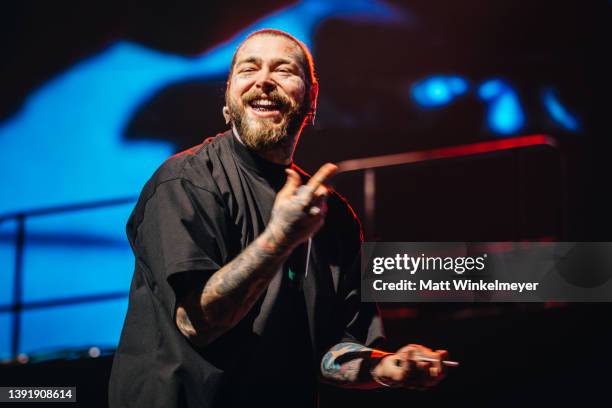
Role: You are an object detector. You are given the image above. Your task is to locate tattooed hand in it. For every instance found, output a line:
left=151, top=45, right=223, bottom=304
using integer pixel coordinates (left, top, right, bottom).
left=320, top=342, right=450, bottom=390
left=266, top=163, right=337, bottom=253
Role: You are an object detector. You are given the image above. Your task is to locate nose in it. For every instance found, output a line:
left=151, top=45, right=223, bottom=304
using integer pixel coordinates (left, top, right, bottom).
left=254, top=68, right=276, bottom=93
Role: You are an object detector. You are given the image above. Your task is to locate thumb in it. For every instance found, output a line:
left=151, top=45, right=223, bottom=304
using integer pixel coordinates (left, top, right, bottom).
left=278, top=168, right=302, bottom=198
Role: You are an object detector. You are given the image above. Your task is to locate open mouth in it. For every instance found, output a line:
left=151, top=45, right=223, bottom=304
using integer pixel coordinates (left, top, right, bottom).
left=248, top=98, right=284, bottom=117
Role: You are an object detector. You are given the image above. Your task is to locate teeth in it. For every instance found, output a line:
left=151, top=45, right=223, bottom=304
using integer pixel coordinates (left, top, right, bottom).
left=251, top=99, right=279, bottom=109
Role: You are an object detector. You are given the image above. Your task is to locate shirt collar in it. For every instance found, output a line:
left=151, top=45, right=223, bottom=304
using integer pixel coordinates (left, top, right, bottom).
left=229, top=128, right=292, bottom=187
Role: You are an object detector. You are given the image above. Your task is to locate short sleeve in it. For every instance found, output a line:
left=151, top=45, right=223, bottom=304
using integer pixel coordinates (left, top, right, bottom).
left=133, top=178, right=229, bottom=309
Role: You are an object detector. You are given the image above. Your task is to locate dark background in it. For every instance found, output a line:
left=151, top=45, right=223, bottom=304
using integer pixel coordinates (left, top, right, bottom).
left=1, top=1, right=611, bottom=407
left=2, top=0, right=609, bottom=239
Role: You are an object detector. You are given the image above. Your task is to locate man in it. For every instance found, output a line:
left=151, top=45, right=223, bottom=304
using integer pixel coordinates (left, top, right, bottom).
left=109, top=29, right=450, bottom=408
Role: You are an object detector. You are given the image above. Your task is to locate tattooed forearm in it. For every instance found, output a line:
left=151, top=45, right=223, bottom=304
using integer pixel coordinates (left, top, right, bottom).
left=175, top=228, right=293, bottom=346
left=320, top=342, right=383, bottom=388
left=175, top=164, right=335, bottom=347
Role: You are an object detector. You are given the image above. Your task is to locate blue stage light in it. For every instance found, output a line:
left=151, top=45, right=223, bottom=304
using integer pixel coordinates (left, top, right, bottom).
left=478, top=79, right=525, bottom=135
left=411, top=75, right=469, bottom=107
left=542, top=88, right=580, bottom=132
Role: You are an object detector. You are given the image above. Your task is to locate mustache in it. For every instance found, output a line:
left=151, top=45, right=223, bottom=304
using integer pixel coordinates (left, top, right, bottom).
left=242, top=88, right=294, bottom=109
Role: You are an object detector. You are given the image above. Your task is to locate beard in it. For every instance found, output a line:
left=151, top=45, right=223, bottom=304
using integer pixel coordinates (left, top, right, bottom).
left=226, top=87, right=308, bottom=152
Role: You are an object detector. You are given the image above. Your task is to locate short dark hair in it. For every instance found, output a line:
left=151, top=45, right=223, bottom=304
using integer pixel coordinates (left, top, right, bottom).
left=227, top=29, right=318, bottom=94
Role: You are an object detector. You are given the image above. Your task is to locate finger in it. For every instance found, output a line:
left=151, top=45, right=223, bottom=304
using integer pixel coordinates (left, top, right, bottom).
left=435, top=349, right=448, bottom=373
left=416, top=361, right=431, bottom=371
left=296, top=184, right=315, bottom=203
left=306, top=163, right=337, bottom=191
left=415, top=349, right=446, bottom=366
left=396, top=344, right=413, bottom=356
left=414, top=360, right=433, bottom=381
left=397, top=343, right=427, bottom=355
left=397, top=346, right=415, bottom=364
left=429, top=365, right=440, bottom=378
left=399, top=345, right=440, bottom=372
left=423, top=366, right=446, bottom=388
left=423, top=352, right=449, bottom=388
left=410, top=344, right=434, bottom=353
left=279, top=168, right=302, bottom=198
left=313, top=184, right=329, bottom=200
left=401, top=349, right=418, bottom=383
left=411, top=345, right=439, bottom=362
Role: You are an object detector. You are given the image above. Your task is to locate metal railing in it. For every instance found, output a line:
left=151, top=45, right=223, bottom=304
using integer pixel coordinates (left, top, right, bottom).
left=335, top=134, right=562, bottom=238
left=0, top=196, right=137, bottom=360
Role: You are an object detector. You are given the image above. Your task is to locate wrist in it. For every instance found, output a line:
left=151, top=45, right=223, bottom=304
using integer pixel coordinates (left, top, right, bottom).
left=259, top=225, right=295, bottom=256
left=370, top=352, right=396, bottom=388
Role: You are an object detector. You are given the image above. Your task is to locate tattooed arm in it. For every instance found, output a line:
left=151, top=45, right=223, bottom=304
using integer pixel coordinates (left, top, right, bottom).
left=320, top=342, right=390, bottom=389
left=320, top=342, right=449, bottom=389
left=175, top=164, right=337, bottom=347
left=175, top=227, right=292, bottom=347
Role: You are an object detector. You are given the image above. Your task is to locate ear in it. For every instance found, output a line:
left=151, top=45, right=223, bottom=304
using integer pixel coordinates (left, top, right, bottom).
left=222, top=106, right=230, bottom=125
left=309, top=82, right=319, bottom=113
left=308, top=82, right=319, bottom=125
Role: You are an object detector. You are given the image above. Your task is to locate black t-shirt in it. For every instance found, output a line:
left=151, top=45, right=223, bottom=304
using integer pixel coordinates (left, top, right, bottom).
left=108, top=131, right=385, bottom=408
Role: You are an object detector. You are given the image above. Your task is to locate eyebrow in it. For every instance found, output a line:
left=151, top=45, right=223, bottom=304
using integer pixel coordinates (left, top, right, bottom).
left=236, top=56, right=262, bottom=66
left=236, top=56, right=300, bottom=69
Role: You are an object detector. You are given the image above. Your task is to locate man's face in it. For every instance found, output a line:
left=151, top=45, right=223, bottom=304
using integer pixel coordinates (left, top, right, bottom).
left=226, top=34, right=310, bottom=151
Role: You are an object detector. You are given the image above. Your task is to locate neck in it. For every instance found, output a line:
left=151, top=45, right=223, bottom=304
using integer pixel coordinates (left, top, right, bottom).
left=258, top=138, right=296, bottom=165
left=233, top=124, right=299, bottom=165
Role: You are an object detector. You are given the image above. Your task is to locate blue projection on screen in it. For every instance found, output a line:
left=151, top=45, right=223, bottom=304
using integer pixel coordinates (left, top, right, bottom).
left=411, top=76, right=529, bottom=136
left=477, top=79, right=525, bottom=135
left=0, top=0, right=404, bottom=359
left=542, top=88, right=580, bottom=132
left=0, top=313, right=10, bottom=358
left=0, top=221, right=16, bottom=307
left=411, top=76, right=469, bottom=107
